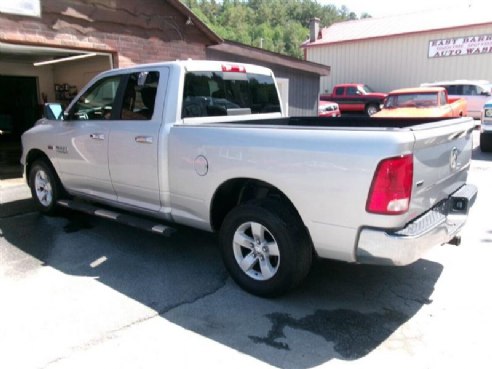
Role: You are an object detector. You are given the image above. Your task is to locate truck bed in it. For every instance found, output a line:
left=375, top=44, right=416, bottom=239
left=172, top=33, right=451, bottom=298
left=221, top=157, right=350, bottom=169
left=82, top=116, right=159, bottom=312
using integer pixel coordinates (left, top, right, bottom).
left=208, top=116, right=456, bottom=128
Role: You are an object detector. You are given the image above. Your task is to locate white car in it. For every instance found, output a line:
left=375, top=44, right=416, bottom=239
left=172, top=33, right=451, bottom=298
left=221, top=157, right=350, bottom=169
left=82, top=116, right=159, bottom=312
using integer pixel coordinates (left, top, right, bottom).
left=421, top=80, right=492, bottom=119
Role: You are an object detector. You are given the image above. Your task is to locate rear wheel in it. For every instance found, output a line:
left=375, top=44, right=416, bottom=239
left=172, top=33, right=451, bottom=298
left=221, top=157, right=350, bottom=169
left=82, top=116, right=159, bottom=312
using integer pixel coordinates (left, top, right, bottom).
left=29, top=159, right=63, bottom=215
left=480, top=133, right=492, bottom=152
left=219, top=199, right=312, bottom=297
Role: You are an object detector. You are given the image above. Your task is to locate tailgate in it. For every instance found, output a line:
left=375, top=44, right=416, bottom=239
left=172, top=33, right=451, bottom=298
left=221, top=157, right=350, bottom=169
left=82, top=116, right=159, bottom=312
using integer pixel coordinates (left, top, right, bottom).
left=408, top=117, right=475, bottom=220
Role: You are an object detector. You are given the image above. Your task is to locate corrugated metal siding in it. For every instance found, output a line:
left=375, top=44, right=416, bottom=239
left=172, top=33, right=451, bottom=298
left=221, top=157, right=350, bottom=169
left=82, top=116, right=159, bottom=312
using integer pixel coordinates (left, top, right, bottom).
left=274, top=67, right=319, bottom=116
left=206, top=49, right=319, bottom=116
left=307, top=24, right=492, bottom=93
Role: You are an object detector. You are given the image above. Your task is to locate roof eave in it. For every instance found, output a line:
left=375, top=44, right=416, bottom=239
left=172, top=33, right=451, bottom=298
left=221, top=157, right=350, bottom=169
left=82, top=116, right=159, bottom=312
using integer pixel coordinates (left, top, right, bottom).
left=209, top=40, right=330, bottom=76
left=167, top=0, right=222, bottom=45
left=303, top=21, right=492, bottom=48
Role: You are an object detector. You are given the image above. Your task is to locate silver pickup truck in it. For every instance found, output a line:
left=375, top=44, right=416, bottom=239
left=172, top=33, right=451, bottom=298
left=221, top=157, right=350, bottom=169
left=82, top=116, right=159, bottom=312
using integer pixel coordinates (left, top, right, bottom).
left=21, top=60, right=477, bottom=296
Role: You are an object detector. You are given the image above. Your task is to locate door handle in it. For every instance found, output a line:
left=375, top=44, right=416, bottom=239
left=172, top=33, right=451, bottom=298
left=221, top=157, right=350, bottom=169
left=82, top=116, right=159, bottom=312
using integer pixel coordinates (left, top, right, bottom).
left=135, top=136, right=153, bottom=144
left=90, top=133, right=105, bottom=140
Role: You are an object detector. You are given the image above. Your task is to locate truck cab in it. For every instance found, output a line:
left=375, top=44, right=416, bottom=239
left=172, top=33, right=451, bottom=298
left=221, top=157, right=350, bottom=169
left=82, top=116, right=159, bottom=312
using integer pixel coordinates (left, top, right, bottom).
left=373, top=87, right=467, bottom=118
left=320, top=83, right=386, bottom=115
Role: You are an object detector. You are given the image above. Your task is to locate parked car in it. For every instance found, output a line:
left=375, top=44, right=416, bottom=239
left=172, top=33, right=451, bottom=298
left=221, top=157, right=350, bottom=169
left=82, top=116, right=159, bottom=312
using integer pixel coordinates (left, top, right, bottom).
left=480, top=100, right=492, bottom=152
left=21, top=60, right=477, bottom=296
left=320, top=83, right=386, bottom=115
left=373, top=87, right=467, bottom=118
left=421, top=80, right=491, bottom=119
left=318, top=101, right=341, bottom=117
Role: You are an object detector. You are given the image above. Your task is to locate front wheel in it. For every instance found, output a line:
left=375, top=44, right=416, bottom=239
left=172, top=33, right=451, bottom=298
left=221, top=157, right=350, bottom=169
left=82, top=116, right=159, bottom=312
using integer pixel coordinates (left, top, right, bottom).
left=365, top=103, right=379, bottom=116
left=219, top=199, right=312, bottom=297
left=29, top=159, right=63, bottom=214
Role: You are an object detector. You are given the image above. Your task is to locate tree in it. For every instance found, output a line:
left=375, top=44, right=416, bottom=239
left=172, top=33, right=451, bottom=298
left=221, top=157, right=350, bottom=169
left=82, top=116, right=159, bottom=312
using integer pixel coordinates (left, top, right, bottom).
left=180, top=0, right=370, bottom=58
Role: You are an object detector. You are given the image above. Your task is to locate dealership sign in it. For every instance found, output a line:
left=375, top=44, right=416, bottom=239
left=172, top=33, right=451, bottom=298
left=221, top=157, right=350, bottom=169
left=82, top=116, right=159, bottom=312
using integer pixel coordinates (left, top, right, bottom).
left=428, top=34, right=492, bottom=58
left=0, top=0, right=40, bottom=17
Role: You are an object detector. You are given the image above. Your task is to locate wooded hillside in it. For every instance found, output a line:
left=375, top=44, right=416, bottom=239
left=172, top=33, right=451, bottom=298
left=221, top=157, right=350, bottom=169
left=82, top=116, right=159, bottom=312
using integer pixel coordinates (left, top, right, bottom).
left=181, top=0, right=370, bottom=58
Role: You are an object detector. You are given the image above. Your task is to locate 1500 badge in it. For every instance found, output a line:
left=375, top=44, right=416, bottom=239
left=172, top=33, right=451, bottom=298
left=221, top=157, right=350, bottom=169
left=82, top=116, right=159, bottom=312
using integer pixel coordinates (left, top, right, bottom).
left=48, top=145, right=68, bottom=154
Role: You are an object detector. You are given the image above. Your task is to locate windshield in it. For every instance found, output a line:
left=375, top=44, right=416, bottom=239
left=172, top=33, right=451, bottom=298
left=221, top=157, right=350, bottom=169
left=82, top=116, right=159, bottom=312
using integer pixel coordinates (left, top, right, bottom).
left=360, top=85, right=374, bottom=93
left=385, top=93, right=437, bottom=108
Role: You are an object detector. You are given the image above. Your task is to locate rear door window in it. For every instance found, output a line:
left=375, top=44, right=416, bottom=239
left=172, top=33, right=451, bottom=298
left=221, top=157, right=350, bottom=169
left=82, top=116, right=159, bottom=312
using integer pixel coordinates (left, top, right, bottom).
left=120, top=71, right=159, bottom=120
left=445, top=85, right=459, bottom=95
left=334, top=87, right=345, bottom=96
left=182, top=70, right=280, bottom=118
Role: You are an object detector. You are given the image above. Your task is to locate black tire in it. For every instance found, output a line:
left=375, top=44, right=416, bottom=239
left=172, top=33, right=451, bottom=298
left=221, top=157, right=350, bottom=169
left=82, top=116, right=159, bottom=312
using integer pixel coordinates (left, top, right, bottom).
left=365, top=103, right=379, bottom=116
left=219, top=199, right=312, bottom=297
left=28, top=159, right=63, bottom=215
left=480, top=133, right=492, bottom=152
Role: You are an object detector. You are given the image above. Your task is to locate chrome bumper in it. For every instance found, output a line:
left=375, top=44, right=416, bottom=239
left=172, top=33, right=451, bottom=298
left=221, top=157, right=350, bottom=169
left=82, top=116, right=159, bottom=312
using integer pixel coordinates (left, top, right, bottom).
left=356, top=184, right=478, bottom=266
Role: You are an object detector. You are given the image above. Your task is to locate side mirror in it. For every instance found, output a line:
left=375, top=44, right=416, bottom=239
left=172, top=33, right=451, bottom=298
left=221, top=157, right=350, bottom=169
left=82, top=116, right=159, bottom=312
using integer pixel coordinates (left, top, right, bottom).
left=481, top=91, right=491, bottom=97
left=43, top=103, right=64, bottom=120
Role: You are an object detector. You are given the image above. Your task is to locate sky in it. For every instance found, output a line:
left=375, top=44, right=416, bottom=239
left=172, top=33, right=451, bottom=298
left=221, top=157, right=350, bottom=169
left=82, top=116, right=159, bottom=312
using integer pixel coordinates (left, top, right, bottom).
left=320, top=0, right=490, bottom=18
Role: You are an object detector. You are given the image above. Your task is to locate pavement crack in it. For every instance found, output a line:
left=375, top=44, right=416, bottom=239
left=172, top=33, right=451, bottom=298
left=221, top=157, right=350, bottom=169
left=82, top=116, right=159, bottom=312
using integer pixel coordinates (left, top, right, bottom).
left=157, top=270, right=230, bottom=316
left=389, top=287, right=433, bottom=306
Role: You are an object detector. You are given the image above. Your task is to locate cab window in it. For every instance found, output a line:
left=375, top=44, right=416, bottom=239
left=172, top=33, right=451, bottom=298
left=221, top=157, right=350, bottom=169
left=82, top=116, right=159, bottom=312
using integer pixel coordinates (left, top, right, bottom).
left=347, top=87, right=358, bottom=96
left=462, top=85, right=478, bottom=96
left=445, top=85, right=459, bottom=95
left=334, top=87, right=344, bottom=95
left=439, top=91, right=447, bottom=105
left=120, top=71, right=159, bottom=120
left=70, top=76, right=121, bottom=120
left=182, top=70, right=280, bottom=118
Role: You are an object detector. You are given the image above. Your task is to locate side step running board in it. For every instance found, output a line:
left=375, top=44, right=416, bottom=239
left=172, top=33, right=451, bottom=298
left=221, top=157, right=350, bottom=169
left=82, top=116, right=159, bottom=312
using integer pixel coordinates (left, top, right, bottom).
left=57, top=199, right=175, bottom=237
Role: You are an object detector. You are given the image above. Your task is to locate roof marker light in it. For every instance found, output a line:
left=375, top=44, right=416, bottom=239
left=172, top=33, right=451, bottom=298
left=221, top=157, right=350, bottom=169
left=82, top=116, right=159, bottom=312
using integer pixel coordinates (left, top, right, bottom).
left=222, top=64, right=246, bottom=73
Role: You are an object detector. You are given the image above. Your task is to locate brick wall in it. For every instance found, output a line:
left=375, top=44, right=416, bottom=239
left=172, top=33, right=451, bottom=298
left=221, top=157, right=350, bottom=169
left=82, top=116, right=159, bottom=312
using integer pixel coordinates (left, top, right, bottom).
left=0, top=0, right=214, bottom=67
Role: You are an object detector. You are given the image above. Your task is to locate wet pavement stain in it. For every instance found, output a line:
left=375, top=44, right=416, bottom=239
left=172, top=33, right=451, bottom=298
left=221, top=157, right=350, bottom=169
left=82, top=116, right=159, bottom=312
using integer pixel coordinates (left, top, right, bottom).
left=61, top=211, right=94, bottom=233
left=250, top=308, right=408, bottom=360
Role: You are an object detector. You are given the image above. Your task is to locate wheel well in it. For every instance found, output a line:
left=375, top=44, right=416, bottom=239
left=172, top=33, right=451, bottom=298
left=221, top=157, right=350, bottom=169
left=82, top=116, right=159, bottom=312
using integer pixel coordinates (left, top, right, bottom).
left=210, top=178, right=302, bottom=232
left=365, top=101, right=380, bottom=109
left=25, top=150, right=53, bottom=182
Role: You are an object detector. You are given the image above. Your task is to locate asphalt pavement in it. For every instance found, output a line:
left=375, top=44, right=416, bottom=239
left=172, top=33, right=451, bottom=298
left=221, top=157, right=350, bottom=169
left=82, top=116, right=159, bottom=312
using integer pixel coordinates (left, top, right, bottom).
left=1, top=130, right=491, bottom=369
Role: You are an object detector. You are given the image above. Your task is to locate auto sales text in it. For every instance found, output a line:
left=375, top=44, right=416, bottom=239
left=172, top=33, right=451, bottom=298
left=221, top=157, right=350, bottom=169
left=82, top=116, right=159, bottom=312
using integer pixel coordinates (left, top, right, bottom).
left=428, top=34, right=492, bottom=58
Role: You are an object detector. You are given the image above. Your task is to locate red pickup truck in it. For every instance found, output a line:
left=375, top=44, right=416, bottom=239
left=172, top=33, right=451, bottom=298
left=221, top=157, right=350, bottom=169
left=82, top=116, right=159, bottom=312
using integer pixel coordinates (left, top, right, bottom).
left=320, top=83, right=387, bottom=116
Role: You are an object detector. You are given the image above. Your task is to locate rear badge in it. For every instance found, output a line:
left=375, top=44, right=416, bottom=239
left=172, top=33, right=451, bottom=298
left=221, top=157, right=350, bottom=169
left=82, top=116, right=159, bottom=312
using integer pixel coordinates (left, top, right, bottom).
left=449, top=147, right=458, bottom=170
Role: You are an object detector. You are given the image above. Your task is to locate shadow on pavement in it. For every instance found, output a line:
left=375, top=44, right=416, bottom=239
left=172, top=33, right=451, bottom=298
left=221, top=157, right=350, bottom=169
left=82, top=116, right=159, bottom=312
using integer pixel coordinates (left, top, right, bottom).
left=0, top=138, right=23, bottom=180
left=472, top=140, right=492, bottom=161
left=0, top=206, right=443, bottom=368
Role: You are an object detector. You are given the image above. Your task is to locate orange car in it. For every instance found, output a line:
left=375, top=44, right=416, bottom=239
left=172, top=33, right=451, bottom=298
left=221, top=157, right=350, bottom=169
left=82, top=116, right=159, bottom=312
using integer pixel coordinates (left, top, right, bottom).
left=373, top=87, right=467, bottom=118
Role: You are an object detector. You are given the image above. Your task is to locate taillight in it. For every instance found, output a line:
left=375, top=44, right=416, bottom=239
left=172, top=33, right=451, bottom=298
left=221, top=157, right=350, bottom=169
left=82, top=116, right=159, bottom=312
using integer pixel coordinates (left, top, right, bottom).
left=366, top=154, right=413, bottom=215
left=222, top=64, right=246, bottom=73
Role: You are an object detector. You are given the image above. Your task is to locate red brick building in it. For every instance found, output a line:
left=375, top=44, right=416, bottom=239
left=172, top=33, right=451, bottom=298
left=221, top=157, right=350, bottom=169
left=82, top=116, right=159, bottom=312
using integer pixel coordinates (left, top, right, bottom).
left=0, top=1, right=329, bottom=180
left=0, top=0, right=221, bottom=67
left=0, top=0, right=221, bottom=137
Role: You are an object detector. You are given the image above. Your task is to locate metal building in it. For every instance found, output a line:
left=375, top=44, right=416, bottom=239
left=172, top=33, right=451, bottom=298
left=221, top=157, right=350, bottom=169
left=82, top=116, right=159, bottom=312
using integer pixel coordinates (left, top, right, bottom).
left=303, top=5, right=492, bottom=94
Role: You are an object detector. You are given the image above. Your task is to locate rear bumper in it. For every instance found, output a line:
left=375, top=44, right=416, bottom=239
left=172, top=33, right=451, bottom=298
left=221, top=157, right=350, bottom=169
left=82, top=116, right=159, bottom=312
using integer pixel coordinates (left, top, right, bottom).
left=356, top=184, right=478, bottom=266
